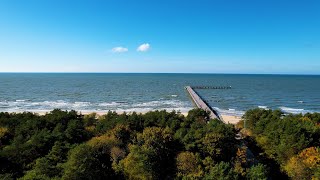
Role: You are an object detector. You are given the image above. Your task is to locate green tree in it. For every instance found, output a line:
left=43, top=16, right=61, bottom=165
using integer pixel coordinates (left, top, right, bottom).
left=121, top=144, right=154, bottom=180
left=246, top=164, right=268, bottom=180
left=186, top=108, right=210, bottom=124
left=62, top=143, right=118, bottom=180
left=120, top=127, right=177, bottom=179
left=65, top=119, right=88, bottom=144
left=204, top=162, right=238, bottom=180
left=22, top=141, right=67, bottom=179
left=83, top=113, right=97, bottom=127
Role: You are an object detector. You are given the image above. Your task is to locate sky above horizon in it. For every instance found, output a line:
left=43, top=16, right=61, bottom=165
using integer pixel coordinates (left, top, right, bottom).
left=0, top=0, right=319, bottom=74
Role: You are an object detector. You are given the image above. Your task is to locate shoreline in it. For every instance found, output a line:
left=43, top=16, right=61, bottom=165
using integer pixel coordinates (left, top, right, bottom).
left=0, top=109, right=243, bottom=124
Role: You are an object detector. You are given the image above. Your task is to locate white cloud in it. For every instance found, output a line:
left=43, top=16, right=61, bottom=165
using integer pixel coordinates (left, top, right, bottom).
left=111, top=46, right=128, bottom=53
left=137, top=43, right=150, bottom=52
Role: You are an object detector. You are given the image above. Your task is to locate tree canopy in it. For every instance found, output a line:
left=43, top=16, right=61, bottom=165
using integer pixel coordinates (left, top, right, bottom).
left=240, top=108, right=320, bottom=179
left=2, top=108, right=317, bottom=179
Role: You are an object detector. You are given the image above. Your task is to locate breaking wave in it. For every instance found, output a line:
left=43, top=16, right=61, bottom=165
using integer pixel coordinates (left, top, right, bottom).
left=0, top=99, right=193, bottom=113
left=279, top=106, right=313, bottom=114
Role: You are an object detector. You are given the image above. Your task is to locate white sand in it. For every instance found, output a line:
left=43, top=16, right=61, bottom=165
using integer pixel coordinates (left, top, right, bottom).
left=221, top=115, right=242, bottom=124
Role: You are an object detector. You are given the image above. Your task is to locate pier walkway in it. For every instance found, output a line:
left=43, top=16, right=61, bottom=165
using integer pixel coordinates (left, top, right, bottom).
left=185, top=86, right=225, bottom=123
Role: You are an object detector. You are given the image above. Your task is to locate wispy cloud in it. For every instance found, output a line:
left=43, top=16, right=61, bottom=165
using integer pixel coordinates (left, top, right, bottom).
left=137, top=43, right=150, bottom=52
left=111, top=46, right=128, bottom=53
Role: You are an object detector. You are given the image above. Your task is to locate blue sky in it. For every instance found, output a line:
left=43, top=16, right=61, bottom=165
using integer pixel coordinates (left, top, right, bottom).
left=0, top=0, right=319, bottom=74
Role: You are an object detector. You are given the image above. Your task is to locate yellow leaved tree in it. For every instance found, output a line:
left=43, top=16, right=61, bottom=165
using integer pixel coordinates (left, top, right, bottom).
left=285, top=147, right=320, bottom=180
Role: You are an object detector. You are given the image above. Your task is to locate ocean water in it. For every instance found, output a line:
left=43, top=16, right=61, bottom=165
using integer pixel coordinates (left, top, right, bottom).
left=0, top=73, right=319, bottom=116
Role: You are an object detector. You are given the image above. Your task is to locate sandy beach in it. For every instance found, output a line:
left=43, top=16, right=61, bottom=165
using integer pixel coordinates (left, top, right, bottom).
left=90, top=111, right=242, bottom=124
left=16, top=110, right=242, bottom=125
left=221, top=115, right=242, bottom=124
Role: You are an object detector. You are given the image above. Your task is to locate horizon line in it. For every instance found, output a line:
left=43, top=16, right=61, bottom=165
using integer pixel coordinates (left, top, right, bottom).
left=0, top=72, right=319, bottom=76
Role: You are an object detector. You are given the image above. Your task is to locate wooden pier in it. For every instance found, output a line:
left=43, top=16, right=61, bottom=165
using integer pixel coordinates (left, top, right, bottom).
left=185, top=86, right=225, bottom=123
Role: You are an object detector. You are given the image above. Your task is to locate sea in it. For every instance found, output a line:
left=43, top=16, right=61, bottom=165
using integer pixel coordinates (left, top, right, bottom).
left=0, top=73, right=319, bottom=116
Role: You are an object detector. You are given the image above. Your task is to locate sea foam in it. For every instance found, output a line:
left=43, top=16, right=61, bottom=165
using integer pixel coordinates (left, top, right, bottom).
left=279, top=106, right=313, bottom=114
left=0, top=99, right=193, bottom=114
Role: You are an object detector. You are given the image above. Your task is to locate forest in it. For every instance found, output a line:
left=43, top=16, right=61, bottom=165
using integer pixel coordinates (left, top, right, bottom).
left=0, top=108, right=319, bottom=179
left=238, top=108, right=320, bottom=180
